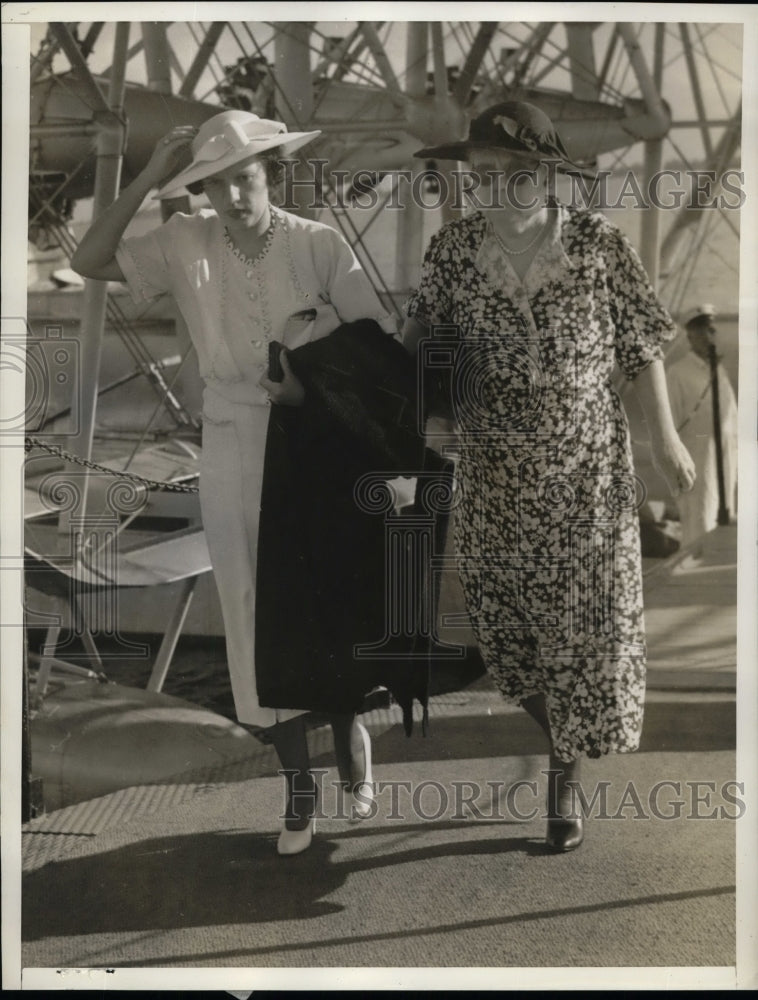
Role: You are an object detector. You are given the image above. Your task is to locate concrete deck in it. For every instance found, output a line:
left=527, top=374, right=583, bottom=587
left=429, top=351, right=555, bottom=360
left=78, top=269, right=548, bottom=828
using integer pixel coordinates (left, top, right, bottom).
left=18, top=523, right=753, bottom=989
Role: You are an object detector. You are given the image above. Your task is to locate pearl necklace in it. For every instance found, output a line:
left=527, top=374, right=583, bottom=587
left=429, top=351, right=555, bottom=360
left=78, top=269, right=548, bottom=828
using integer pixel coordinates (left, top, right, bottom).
left=491, top=216, right=548, bottom=256
left=223, top=209, right=277, bottom=267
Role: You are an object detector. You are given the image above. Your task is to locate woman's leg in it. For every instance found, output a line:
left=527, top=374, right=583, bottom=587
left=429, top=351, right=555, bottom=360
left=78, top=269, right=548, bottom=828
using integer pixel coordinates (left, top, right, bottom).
left=329, top=713, right=366, bottom=786
left=330, top=712, right=374, bottom=820
left=521, top=693, right=582, bottom=825
left=266, top=715, right=316, bottom=831
left=520, top=693, right=551, bottom=741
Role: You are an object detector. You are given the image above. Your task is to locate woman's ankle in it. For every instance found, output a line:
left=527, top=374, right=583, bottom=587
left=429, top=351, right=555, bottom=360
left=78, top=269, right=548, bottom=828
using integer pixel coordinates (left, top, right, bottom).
left=284, top=771, right=318, bottom=828
left=546, top=756, right=581, bottom=818
left=329, top=713, right=357, bottom=786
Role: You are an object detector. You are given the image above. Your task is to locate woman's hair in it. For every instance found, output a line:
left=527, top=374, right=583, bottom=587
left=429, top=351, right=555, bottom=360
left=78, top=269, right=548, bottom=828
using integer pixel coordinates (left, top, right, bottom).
left=186, top=154, right=286, bottom=196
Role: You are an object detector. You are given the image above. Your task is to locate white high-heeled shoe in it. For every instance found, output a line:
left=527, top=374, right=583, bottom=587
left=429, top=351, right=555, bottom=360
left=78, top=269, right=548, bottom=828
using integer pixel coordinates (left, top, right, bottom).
left=277, top=817, right=316, bottom=856
left=277, top=779, right=318, bottom=855
left=351, top=722, right=374, bottom=821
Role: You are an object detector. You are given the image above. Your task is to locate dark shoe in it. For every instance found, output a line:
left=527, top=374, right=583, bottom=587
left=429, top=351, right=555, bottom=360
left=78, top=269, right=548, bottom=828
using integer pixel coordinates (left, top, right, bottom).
left=545, top=815, right=584, bottom=852
left=545, top=758, right=583, bottom=851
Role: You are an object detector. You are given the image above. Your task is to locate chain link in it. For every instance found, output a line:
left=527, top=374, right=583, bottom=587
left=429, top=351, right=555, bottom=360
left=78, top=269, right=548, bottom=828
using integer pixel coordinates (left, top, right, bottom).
left=24, top=437, right=200, bottom=494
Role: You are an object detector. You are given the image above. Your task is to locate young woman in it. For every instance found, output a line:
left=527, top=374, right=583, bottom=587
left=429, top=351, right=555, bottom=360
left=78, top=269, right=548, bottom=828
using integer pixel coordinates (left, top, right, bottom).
left=73, top=110, right=393, bottom=854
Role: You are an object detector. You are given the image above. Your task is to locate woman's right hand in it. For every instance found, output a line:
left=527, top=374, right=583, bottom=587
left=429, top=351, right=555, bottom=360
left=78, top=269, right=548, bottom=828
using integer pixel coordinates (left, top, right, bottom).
left=142, top=126, right=198, bottom=187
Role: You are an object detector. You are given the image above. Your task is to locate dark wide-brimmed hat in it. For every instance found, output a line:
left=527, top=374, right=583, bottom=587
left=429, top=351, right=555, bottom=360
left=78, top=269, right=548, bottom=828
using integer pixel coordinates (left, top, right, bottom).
left=414, top=100, right=591, bottom=175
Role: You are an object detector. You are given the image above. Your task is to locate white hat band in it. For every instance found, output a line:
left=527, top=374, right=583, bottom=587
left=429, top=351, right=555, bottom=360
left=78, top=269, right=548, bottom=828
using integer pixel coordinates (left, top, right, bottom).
left=193, top=119, right=288, bottom=164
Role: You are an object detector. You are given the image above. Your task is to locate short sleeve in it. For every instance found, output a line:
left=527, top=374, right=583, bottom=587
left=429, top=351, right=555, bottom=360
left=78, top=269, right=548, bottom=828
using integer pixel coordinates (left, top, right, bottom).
left=315, top=226, right=396, bottom=333
left=115, top=212, right=196, bottom=304
left=605, top=224, right=677, bottom=380
left=404, top=229, right=455, bottom=328
left=116, top=232, right=170, bottom=304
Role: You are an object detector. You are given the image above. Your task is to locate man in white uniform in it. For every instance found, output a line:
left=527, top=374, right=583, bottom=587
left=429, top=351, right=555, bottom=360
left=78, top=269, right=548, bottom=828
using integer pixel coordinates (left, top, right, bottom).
left=666, top=304, right=738, bottom=549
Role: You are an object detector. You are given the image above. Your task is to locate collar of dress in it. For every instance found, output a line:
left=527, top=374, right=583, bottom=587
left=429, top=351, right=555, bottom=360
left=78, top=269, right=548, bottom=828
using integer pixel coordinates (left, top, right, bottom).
left=474, top=201, right=574, bottom=300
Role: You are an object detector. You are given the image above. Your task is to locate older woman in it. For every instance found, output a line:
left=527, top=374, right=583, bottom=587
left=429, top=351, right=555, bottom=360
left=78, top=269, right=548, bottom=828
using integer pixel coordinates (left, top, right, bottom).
left=403, top=101, right=695, bottom=851
left=72, top=109, right=394, bottom=854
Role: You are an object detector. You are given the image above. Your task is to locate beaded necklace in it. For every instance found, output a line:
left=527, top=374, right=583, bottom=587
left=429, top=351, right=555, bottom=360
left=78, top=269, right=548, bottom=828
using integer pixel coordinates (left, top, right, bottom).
left=491, top=215, right=548, bottom=256
left=223, top=208, right=277, bottom=266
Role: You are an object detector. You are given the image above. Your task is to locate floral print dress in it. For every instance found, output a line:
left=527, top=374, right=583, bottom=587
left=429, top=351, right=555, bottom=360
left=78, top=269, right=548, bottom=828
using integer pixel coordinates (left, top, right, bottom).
left=405, top=204, right=677, bottom=761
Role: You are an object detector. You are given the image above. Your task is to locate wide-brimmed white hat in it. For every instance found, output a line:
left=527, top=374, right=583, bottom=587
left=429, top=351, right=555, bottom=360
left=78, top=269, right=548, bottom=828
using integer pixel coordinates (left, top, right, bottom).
left=156, top=109, right=321, bottom=198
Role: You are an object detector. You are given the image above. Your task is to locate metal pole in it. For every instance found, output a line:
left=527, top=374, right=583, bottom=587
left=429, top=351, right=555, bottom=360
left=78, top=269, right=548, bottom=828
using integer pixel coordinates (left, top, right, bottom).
left=617, top=23, right=669, bottom=128
left=708, top=342, right=730, bottom=526
left=67, top=23, right=130, bottom=527
left=274, top=24, right=314, bottom=127
left=617, top=20, right=669, bottom=280
left=659, top=101, right=741, bottom=275
left=80, top=23, right=105, bottom=60
left=566, top=23, right=599, bottom=101
left=429, top=22, right=459, bottom=229
left=454, top=23, right=498, bottom=104
left=359, top=22, right=402, bottom=96
left=141, top=23, right=204, bottom=421
left=30, top=123, right=99, bottom=139
left=274, top=22, right=316, bottom=219
left=639, top=23, right=665, bottom=288
left=179, top=22, right=226, bottom=97
left=618, top=23, right=670, bottom=282
left=679, top=23, right=714, bottom=161
left=430, top=22, right=448, bottom=98
left=49, top=22, right=112, bottom=113
left=142, top=22, right=193, bottom=221
left=311, top=25, right=363, bottom=82
left=396, top=23, right=428, bottom=293
left=640, top=137, right=663, bottom=286
left=31, top=27, right=62, bottom=85
left=100, top=34, right=150, bottom=79
left=141, top=21, right=172, bottom=93
left=146, top=577, right=199, bottom=692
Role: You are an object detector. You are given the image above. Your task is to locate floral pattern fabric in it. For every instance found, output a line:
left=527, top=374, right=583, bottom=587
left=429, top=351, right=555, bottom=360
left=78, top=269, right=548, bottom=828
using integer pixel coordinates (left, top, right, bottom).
left=405, top=204, right=677, bottom=761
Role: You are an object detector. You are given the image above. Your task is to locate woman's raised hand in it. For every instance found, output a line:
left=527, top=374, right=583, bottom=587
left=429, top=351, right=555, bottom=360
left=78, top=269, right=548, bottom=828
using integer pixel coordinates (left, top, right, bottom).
left=142, top=126, right=198, bottom=187
left=71, top=125, right=199, bottom=280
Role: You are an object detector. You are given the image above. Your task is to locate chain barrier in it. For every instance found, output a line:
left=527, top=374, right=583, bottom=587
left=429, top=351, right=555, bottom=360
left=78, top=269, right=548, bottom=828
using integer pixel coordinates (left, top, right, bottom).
left=24, top=436, right=200, bottom=494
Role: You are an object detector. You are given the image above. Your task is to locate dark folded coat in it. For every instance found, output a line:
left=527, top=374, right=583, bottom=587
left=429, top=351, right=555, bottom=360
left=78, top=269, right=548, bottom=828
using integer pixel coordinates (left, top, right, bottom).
left=254, top=319, right=450, bottom=734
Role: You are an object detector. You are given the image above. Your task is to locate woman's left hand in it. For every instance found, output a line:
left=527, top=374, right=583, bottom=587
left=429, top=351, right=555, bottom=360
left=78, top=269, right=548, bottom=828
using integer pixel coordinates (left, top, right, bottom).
left=650, top=432, right=697, bottom=497
left=259, top=350, right=305, bottom=406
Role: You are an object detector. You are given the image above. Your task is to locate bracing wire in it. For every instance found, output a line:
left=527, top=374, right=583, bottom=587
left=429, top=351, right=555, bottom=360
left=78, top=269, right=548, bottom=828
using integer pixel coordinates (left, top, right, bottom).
left=241, top=25, right=401, bottom=314
left=30, top=187, right=195, bottom=428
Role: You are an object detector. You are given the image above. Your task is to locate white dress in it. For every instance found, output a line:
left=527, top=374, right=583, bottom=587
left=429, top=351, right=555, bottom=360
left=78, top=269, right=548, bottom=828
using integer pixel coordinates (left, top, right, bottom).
left=667, top=349, right=738, bottom=548
left=117, top=206, right=394, bottom=726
